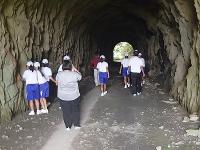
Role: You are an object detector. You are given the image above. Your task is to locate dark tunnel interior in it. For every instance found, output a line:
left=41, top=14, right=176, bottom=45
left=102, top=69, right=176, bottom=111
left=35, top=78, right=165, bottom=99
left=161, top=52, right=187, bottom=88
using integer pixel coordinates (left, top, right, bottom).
left=0, top=0, right=199, bottom=120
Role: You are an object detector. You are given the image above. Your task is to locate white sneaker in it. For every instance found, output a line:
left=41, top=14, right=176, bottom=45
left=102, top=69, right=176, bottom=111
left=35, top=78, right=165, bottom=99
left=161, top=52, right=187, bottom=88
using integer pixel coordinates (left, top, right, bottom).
left=133, top=94, right=137, bottom=96
left=104, top=91, right=107, bottom=95
left=127, top=83, right=130, bottom=87
left=41, top=109, right=48, bottom=114
left=101, top=93, right=104, bottom=96
left=28, top=111, right=35, bottom=116
left=65, top=127, right=71, bottom=131
left=74, top=126, right=81, bottom=130
left=137, top=92, right=141, bottom=95
left=36, top=110, right=41, bottom=115
left=124, top=85, right=127, bottom=88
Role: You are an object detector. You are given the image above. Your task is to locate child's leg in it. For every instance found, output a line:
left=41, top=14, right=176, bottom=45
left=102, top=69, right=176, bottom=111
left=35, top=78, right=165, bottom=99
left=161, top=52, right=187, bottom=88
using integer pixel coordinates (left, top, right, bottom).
left=29, top=100, right=34, bottom=111
left=35, top=99, right=40, bottom=110
left=40, top=98, right=45, bottom=109
left=124, top=76, right=127, bottom=86
left=100, top=84, right=104, bottom=93
left=104, top=84, right=107, bottom=92
left=42, top=98, right=48, bottom=110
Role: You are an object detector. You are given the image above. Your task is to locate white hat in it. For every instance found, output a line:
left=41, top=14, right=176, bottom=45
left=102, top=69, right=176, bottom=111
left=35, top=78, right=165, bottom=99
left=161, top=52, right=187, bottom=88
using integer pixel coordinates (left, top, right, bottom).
left=34, top=62, right=40, bottom=68
left=63, top=55, right=70, bottom=60
left=138, top=53, right=142, bottom=56
left=26, top=61, right=33, bottom=66
left=42, top=59, right=48, bottom=64
left=100, top=55, right=105, bottom=59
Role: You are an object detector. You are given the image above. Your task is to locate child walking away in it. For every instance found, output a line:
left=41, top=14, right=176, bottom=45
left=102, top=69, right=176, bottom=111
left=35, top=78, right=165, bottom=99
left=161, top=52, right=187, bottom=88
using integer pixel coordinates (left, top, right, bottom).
left=34, top=62, right=49, bottom=114
left=97, top=55, right=109, bottom=96
left=128, top=50, right=145, bottom=96
left=41, top=59, right=57, bottom=105
left=119, top=53, right=130, bottom=88
left=22, top=61, right=40, bottom=115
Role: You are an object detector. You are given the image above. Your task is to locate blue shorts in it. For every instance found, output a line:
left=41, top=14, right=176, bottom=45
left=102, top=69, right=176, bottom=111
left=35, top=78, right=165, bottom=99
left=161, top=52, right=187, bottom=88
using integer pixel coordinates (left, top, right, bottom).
left=26, top=84, right=40, bottom=101
left=39, top=82, right=49, bottom=98
left=99, top=72, right=108, bottom=84
left=122, top=67, right=129, bottom=77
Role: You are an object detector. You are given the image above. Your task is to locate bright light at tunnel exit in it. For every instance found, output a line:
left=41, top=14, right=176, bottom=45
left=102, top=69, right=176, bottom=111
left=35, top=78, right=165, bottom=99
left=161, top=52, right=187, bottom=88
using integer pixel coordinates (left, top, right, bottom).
left=113, top=42, right=134, bottom=62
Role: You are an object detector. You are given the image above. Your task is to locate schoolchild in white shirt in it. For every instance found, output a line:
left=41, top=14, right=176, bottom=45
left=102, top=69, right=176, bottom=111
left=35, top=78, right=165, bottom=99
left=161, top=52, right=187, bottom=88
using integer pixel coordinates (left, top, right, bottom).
left=128, top=50, right=145, bottom=96
left=96, top=55, right=110, bottom=96
left=34, top=62, right=49, bottom=114
left=41, top=59, right=56, bottom=83
left=22, top=61, right=40, bottom=115
left=41, top=59, right=57, bottom=105
left=119, top=53, right=130, bottom=88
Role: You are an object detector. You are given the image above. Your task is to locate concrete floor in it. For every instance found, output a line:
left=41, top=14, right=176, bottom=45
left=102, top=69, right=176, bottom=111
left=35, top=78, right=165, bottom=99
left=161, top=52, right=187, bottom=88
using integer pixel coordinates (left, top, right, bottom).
left=41, top=78, right=200, bottom=150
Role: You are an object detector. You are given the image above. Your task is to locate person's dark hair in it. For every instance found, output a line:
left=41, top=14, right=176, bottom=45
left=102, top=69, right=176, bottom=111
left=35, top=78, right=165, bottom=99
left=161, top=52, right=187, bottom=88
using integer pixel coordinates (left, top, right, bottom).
left=134, top=50, right=139, bottom=56
left=100, top=58, right=105, bottom=62
left=62, top=60, right=72, bottom=70
left=29, top=65, right=34, bottom=72
left=42, top=63, right=49, bottom=67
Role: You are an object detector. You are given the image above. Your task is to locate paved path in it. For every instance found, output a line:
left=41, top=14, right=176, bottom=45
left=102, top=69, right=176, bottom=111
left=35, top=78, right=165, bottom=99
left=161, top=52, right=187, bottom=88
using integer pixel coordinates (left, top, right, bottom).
left=41, top=78, right=200, bottom=150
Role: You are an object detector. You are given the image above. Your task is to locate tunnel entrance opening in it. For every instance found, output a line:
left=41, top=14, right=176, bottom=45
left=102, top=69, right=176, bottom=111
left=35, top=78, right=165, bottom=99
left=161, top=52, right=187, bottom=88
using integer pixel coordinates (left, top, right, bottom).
left=113, top=42, right=134, bottom=62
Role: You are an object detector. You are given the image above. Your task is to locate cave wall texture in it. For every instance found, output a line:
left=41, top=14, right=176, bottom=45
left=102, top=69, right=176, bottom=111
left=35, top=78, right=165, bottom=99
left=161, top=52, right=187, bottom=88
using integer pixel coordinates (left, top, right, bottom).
left=0, top=0, right=200, bottom=121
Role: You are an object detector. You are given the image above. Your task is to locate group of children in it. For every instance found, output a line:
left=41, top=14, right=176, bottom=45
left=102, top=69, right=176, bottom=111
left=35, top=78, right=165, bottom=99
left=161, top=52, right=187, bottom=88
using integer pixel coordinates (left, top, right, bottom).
left=92, top=51, right=145, bottom=97
left=22, top=59, right=56, bottom=115
left=119, top=52, right=145, bottom=89
left=23, top=51, right=145, bottom=115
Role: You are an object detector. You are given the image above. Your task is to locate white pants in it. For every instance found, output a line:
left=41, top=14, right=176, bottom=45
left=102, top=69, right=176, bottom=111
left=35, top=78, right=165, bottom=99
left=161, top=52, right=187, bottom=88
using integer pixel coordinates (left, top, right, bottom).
left=94, top=69, right=99, bottom=86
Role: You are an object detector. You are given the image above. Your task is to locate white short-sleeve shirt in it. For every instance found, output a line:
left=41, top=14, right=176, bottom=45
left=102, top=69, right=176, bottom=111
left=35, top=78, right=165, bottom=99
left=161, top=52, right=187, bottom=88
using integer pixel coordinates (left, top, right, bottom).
left=22, top=70, right=38, bottom=85
left=58, top=64, right=63, bottom=72
left=121, top=58, right=129, bottom=68
left=36, top=70, right=47, bottom=84
left=128, top=56, right=144, bottom=73
left=41, top=67, right=52, bottom=81
left=97, top=62, right=108, bottom=72
left=140, top=58, right=145, bottom=67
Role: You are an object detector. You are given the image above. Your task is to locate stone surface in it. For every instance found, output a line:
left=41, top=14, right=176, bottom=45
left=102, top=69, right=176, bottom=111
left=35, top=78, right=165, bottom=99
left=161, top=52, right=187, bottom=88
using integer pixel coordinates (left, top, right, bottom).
left=0, top=0, right=200, bottom=120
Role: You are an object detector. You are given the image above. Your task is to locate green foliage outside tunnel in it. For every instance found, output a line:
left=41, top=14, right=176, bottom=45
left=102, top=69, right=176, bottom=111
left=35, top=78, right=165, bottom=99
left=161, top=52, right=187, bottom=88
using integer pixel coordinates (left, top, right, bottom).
left=113, top=42, right=134, bottom=62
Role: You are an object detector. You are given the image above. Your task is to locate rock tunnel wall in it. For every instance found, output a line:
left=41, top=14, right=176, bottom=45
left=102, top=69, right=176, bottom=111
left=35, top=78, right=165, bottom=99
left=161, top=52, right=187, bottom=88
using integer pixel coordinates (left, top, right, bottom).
left=0, top=0, right=96, bottom=121
left=0, top=0, right=200, bottom=121
left=146, top=0, right=200, bottom=114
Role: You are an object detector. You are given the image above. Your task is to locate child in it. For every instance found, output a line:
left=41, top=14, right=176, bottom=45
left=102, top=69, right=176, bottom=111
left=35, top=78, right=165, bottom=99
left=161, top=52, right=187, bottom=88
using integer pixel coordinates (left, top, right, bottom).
left=119, top=53, right=130, bottom=88
left=22, top=61, right=40, bottom=115
left=34, top=62, right=49, bottom=114
left=97, top=55, right=109, bottom=96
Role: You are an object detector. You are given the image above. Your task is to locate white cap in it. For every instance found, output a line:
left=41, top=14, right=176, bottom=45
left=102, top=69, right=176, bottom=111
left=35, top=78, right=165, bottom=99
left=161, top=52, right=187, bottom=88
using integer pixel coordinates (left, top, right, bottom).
left=63, top=55, right=70, bottom=60
left=42, top=59, right=48, bottom=64
left=100, top=55, right=105, bottom=59
left=34, top=62, right=40, bottom=68
left=138, top=53, right=142, bottom=56
left=26, top=61, right=33, bottom=66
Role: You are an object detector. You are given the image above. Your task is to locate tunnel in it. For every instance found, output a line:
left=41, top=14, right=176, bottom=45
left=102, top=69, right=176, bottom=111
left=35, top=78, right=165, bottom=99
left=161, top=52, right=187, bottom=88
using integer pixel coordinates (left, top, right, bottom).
left=0, top=0, right=200, bottom=121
